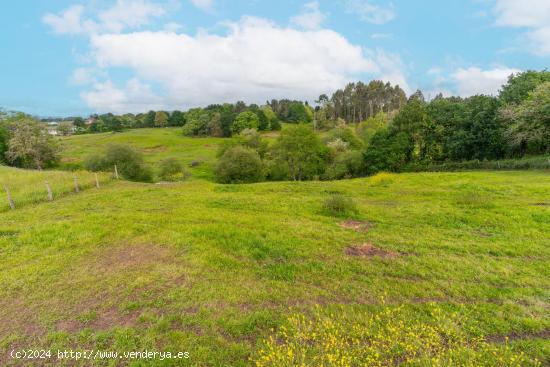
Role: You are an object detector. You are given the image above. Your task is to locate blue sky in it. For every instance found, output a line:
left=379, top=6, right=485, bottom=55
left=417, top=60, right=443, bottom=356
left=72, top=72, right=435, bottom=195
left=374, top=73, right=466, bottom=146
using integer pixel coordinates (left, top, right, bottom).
left=0, top=0, right=549, bottom=116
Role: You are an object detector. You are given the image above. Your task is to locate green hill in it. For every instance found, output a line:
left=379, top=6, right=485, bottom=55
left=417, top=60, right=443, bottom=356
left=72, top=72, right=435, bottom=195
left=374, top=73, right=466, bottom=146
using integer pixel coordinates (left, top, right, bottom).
left=0, top=169, right=548, bottom=365
left=59, top=128, right=227, bottom=180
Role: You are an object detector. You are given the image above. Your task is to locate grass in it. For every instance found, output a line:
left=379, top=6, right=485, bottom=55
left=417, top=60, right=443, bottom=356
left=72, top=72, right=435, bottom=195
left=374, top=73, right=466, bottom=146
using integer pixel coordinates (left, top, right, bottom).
left=58, top=128, right=225, bottom=180
left=0, top=166, right=112, bottom=212
left=0, top=169, right=549, bottom=366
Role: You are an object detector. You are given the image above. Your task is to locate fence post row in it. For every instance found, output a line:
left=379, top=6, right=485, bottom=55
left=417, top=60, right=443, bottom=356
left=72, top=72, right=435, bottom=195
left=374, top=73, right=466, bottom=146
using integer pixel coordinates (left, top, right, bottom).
left=45, top=181, right=53, bottom=201
left=4, top=185, right=15, bottom=210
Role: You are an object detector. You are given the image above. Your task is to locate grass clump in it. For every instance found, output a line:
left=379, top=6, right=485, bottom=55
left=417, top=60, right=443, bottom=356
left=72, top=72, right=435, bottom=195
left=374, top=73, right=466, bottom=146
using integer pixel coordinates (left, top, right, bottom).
left=322, top=193, right=358, bottom=217
left=254, top=304, right=542, bottom=367
left=158, top=157, right=187, bottom=181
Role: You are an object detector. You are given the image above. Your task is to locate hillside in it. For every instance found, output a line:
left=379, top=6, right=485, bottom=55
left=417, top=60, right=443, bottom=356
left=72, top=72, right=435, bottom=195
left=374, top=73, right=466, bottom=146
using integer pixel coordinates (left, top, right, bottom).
left=0, top=170, right=548, bottom=365
left=58, top=128, right=227, bottom=180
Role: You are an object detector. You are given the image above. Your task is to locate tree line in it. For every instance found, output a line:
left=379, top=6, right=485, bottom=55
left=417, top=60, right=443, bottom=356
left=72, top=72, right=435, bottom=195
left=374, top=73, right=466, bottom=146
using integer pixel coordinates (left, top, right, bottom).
left=214, top=70, right=550, bottom=183
left=1, top=70, right=548, bottom=181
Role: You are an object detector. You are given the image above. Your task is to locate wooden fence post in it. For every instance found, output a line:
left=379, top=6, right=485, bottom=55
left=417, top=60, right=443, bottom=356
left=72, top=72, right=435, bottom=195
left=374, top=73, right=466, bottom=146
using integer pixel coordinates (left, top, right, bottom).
left=73, top=176, right=80, bottom=193
left=114, top=165, right=119, bottom=180
left=45, top=181, right=53, bottom=201
left=4, top=185, right=15, bottom=210
left=95, top=173, right=100, bottom=188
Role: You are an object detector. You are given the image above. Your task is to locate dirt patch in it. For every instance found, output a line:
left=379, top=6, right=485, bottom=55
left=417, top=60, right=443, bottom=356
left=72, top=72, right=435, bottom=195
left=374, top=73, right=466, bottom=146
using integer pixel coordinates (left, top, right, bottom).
left=532, top=202, right=549, bottom=206
left=57, top=307, right=139, bottom=333
left=339, top=220, right=372, bottom=232
left=142, top=145, right=167, bottom=153
left=486, top=329, right=550, bottom=343
left=345, top=243, right=399, bottom=259
left=88, top=243, right=174, bottom=273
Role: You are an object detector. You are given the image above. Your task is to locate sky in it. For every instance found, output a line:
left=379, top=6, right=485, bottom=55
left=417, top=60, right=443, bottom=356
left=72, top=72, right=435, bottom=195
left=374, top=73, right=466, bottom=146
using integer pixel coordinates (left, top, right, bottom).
left=0, top=0, right=549, bottom=117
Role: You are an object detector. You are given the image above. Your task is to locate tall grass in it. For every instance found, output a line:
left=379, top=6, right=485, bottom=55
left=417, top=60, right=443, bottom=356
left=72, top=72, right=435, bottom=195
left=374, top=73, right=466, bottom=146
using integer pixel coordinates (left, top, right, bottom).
left=0, top=166, right=112, bottom=211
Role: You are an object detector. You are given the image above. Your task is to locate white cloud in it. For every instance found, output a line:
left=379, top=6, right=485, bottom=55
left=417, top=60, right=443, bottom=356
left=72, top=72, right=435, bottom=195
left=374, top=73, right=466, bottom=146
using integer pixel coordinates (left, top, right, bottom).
left=82, top=16, right=407, bottom=111
left=43, top=0, right=166, bottom=35
left=43, top=5, right=87, bottom=34
left=345, top=0, right=395, bottom=25
left=190, top=0, right=213, bottom=11
left=290, top=1, right=326, bottom=30
left=451, top=66, right=520, bottom=97
left=493, top=0, right=550, bottom=55
left=70, top=67, right=97, bottom=85
left=81, top=79, right=164, bottom=113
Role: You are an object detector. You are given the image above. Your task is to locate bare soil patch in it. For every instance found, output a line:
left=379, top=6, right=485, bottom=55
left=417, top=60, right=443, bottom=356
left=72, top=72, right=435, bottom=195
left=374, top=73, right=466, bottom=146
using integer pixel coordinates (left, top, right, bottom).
left=339, top=220, right=372, bottom=232
left=89, top=243, right=174, bottom=273
left=532, top=202, right=549, bottom=206
left=142, top=145, right=167, bottom=153
left=345, top=243, right=399, bottom=259
left=487, top=329, right=550, bottom=343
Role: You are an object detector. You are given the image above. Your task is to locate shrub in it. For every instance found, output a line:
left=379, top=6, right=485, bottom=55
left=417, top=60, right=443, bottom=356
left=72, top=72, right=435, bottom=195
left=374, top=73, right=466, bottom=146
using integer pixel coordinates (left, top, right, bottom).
left=158, top=158, right=186, bottom=181
left=215, top=146, right=265, bottom=183
left=322, top=193, right=357, bottom=217
left=83, top=144, right=153, bottom=182
left=323, top=150, right=365, bottom=180
left=83, top=154, right=108, bottom=172
left=232, top=111, right=260, bottom=134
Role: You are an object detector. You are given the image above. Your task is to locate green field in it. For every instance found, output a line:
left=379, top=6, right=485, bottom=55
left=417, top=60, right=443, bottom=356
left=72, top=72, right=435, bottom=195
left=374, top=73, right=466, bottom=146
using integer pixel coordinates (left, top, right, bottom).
left=0, top=166, right=112, bottom=212
left=59, top=128, right=232, bottom=180
left=0, top=168, right=549, bottom=366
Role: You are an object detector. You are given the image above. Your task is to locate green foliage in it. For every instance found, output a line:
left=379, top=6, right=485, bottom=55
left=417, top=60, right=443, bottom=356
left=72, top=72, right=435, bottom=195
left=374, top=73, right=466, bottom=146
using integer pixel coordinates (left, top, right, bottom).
left=272, top=125, right=327, bottom=181
left=154, top=111, right=169, bottom=128
left=84, top=144, right=153, bottom=182
left=0, top=123, right=8, bottom=164
left=158, top=157, right=186, bottom=181
left=56, top=121, right=73, bottom=136
left=501, top=82, right=550, bottom=155
left=215, top=146, right=265, bottom=183
left=321, top=193, right=357, bottom=217
left=356, top=112, right=388, bottom=145
left=4, top=117, right=59, bottom=169
left=499, top=70, right=550, bottom=105
left=232, top=111, right=260, bottom=134
left=182, top=108, right=211, bottom=136
left=323, top=150, right=365, bottom=180
left=325, top=126, right=363, bottom=150
left=364, top=129, right=412, bottom=174
left=287, top=102, right=313, bottom=123
left=168, top=110, right=185, bottom=127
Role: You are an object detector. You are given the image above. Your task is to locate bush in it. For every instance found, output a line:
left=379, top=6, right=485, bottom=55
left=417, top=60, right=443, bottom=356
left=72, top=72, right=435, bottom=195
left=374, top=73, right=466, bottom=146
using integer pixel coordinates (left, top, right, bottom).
left=158, top=158, right=186, bottom=181
left=215, top=146, right=265, bottom=183
left=83, top=144, right=153, bottom=182
left=323, top=150, right=365, bottom=180
left=83, top=154, right=108, bottom=172
left=322, top=193, right=357, bottom=217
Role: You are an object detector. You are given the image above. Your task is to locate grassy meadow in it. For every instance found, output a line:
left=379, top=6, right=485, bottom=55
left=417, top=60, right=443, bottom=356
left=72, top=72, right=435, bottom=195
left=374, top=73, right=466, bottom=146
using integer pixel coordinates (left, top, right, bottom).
left=59, top=128, right=230, bottom=180
left=0, top=166, right=112, bottom=212
left=0, top=169, right=549, bottom=366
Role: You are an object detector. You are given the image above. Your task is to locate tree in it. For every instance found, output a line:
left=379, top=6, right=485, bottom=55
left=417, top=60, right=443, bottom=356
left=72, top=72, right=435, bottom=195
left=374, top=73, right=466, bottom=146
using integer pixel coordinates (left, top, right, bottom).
left=144, top=110, right=156, bottom=127
left=363, top=129, right=412, bottom=174
left=168, top=110, right=185, bottom=127
left=287, top=102, right=312, bottom=123
left=501, top=82, right=550, bottom=155
left=0, top=123, right=8, bottom=164
left=73, top=117, right=85, bottom=129
left=499, top=70, right=550, bottom=105
left=232, top=111, right=260, bottom=134
left=154, top=111, right=169, bottom=128
left=182, top=108, right=210, bottom=136
left=57, top=121, right=73, bottom=136
left=272, top=125, right=326, bottom=181
left=356, top=112, right=388, bottom=145
left=5, top=118, right=59, bottom=169
left=215, top=146, right=265, bottom=183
